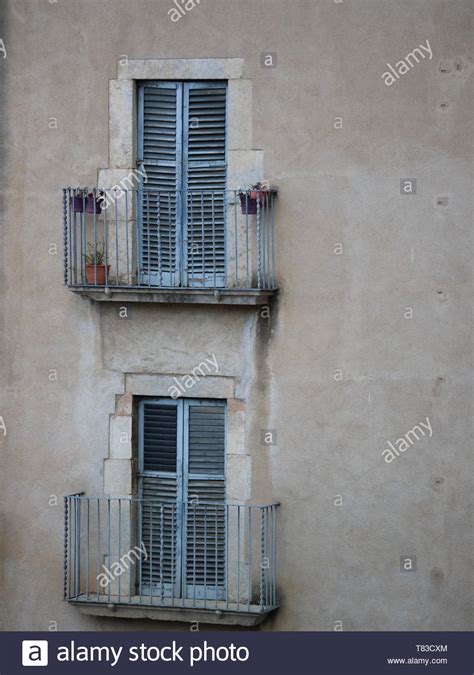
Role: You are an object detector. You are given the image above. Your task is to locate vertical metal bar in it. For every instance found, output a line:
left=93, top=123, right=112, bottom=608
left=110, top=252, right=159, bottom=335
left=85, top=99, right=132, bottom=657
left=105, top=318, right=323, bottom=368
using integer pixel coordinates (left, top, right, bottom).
left=138, top=498, right=143, bottom=603
left=259, top=507, right=264, bottom=608
left=233, top=192, right=238, bottom=288
left=157, top=194, right=162, bottom=287
left=247, top=506, right=252, bottom=610
left=273, top=505, right=277, bottom=606
left=81, top=193, right=86, bottom=284
left=201, top=193, right=205, bottom=286
left=104, top=191, right=109, bottom=286
left=150, top=502, right=153, bottom=604
left=225, top=504, right=229, bottom=609
left=86, top=498, right=90, bottom=599
left=147, top=192, right=151, bottom=287
left=168, top=193, right=172, bottom=286
left=68, top=189, right=75, bottom=285
left=107, top=498, right=111, bottom=602
left=190, top=192, right=194, bottom=286
left=237, top=505, right=240, bottom=610
left=63, top=497, right=69, bottom=600
left=160, top=504, right=164, bottom=601
left=136, top=189, right=141, bottom=286
left=215, top=505, right=218, bottom=608
left=193, top=503, right=197, bottom=607
left=63, top=189, right=68, bottom=286
left=96, top=498, right=100, bottom=600
left=118, top=499, right=121, bottom=602
left=212, top=192, right=216, bottom=287
left=204, top=504, right=207, bottom=608
left=93, top=189, right=97, bottom=285
left=245, top=201, right=250, bottom=289
left=112, top=190, right=119, bottom=283
left=265, top=507, right=269, bottom=607
left=271, top=193, right=276, bottom=289
left=125, top=190, right=130, bottom=285
left=171, top=503, right=175, bottom=606
left=74, top=497, right=81, bottom=598
left=261, top=196, right=266, bottom=290
left=69, top=496, right=73, bottom=598
left=128, top=499, right=132, bottom=604
left=256, top=198, right=261, bottom=289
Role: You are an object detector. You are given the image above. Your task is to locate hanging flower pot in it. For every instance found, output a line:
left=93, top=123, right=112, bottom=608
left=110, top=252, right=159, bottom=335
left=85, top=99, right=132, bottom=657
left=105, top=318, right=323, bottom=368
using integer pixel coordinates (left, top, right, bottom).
left=70, top=193, right=86, bottom=213
left=239, top=193, right=258, bottom=215
left=85, top=194, right=103, bottom=215
left=238, top=184, right=277, bottom=215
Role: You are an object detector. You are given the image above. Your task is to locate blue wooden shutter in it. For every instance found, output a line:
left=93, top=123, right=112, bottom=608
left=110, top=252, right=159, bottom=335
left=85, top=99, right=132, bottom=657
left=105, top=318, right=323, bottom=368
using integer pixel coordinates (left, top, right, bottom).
left=138, top=82, right=182, bottom=286
left=138, top=399, right=226, bottom=601
left=138, top=400, right=183, bottom=596
left=183, top=83, right=227, bottom=288
left=183, top=400, right=226, bottom=599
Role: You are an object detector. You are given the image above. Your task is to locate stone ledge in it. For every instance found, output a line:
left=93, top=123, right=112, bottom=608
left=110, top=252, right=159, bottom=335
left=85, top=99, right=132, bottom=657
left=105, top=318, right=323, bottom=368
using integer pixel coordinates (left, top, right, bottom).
left=117, top=58, right=245, bottom=81
left=69, top=287, right=277, bottom=306
left=73, top=601, right=275, bottom=627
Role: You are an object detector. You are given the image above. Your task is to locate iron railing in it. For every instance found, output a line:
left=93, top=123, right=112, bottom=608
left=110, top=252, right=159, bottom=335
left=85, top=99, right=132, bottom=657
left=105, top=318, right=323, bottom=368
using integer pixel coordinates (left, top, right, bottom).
left=64, top=494, right=279, bottom=615
left=62, top=188, right=277, bottom=291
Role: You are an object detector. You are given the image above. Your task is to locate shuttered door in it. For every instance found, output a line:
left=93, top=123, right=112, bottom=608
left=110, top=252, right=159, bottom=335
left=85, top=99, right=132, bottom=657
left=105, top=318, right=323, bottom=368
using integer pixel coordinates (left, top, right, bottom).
left=137, top=83, right=182, bottom=286
left=183, top=83, right=227, bottom=288
left=138, top=399, right=226, bottom=601
left=138, top=81, right=227, bottom=288
left=138, top=400, right=183, bottom=596
left=184, top=401, right=226, bottom=599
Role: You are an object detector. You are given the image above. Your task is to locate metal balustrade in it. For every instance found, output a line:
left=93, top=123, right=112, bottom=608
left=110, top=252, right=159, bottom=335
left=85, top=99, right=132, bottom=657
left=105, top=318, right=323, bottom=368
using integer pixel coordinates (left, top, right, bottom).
left=62, top=188, right=277, bottom=293
left=64, top=494, right=279, bottom=617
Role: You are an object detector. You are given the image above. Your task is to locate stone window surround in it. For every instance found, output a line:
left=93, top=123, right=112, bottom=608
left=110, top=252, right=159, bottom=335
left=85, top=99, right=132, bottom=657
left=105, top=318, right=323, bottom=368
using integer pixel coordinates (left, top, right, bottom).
left=104, top=374, right=250, bottom=506
left=99, top=56, right=265, bottom=195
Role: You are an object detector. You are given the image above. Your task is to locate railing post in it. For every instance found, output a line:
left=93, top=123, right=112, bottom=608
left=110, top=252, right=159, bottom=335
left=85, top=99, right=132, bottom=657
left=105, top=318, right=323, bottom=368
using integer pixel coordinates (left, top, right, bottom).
left=63, top=189, right=69, bottom=286
left=74, top=497, right=81, bottom=598
left=259, top=507, right=265, bottom=609
left=63, top=496, right=69, bottom=599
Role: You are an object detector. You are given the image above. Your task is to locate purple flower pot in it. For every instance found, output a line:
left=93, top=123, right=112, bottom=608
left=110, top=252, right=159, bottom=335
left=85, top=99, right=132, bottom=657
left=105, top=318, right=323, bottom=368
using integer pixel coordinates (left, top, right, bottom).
left=85, top=195, right=102, bottom=214
left=70, top=196, right=85, bottom=213
left=239, top=194, right=258, bottom=215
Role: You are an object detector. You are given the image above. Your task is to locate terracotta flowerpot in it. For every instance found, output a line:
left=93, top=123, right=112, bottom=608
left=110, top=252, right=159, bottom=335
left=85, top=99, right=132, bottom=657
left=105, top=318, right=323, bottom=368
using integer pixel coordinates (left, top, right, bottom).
left=85, top=264, right=110, bottom=285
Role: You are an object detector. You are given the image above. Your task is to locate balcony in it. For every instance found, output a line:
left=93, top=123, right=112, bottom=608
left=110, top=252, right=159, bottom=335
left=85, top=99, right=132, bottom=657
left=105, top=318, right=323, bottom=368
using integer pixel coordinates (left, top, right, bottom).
left=62, top=188, right=277, bottom=306
left=64, top=494, right=279, bottom=626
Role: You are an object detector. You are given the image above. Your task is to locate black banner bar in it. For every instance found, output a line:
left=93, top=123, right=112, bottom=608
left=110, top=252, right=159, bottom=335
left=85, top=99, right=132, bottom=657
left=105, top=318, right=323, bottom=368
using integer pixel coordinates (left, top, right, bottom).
left=1, top=631, right=472, bottom=674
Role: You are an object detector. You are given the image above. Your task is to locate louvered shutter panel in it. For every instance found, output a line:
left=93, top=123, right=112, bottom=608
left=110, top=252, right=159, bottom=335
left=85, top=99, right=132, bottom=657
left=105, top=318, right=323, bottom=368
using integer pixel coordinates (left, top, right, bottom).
left=139, top=402, right=181, bottom=594
left=183, top=83, right=227, bottom=288
left=138, top=83, right=182, bottom=286
left=184, top=403, right=226, bottom=599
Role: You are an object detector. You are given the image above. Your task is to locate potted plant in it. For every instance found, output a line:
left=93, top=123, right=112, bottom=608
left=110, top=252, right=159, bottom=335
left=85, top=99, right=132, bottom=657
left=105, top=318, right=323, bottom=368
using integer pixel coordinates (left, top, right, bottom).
left=83, top=241, right=110, bottom=285
left=237, top=182, right=277, bottom=215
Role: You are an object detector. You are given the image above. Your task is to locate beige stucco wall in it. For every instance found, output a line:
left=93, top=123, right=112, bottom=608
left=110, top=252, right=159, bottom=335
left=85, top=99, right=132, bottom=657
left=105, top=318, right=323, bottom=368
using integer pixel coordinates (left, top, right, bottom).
left=0, top=0, right=472, bottom=632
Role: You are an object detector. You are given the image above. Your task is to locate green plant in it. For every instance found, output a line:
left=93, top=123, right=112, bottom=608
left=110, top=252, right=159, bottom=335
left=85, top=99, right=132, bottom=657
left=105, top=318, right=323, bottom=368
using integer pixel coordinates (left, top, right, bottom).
left=83, top=241, right=105, bottom=265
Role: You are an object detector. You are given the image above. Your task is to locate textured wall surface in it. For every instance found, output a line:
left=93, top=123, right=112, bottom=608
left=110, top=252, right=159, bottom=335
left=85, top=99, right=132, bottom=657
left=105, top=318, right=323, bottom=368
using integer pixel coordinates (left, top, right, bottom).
left=0, top=0, right=472, bottom=631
